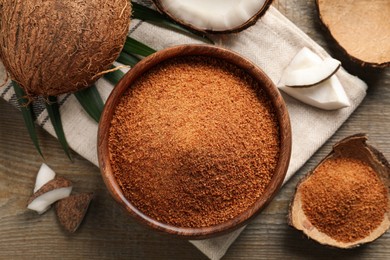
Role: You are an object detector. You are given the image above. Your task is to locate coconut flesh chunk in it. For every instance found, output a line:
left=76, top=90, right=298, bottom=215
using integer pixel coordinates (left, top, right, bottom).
left=281, top=76, right=349, bottom=110
left=278, top=47, right=350, bottom=110
left=281, top=58, right=341, bottom=87
left=28, top=187, right=73, bottom=214
left=27, top=177, right=73, bottom=214
left=154, top=0, right=269, bottom=32
left=34, top=163, right=56, bottom=193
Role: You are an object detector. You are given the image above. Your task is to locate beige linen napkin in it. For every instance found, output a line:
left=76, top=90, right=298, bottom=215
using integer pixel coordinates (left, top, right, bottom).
left=0, top=4, right=367, bottom=260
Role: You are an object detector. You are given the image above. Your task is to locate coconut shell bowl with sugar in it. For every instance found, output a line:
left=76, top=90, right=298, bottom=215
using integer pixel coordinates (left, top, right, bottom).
left=98, top=44, right=292, bottom=239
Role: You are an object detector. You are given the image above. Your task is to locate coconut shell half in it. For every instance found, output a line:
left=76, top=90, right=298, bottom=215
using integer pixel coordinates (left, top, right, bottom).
left=152, top=0, right=273, bottom=34
left=0, top=0, right=131, bottom=96
left=289, top=134, right=390, bottom=248
left=316, top=0, right=390, bottom=67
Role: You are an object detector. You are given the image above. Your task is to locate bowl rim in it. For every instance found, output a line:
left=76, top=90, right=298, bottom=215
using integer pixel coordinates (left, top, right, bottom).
left=97, top=44, right=292, bottom=239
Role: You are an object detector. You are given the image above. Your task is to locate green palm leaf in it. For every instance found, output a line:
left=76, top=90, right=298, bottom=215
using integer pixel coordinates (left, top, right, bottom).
left=74, top=85, right=104, bottom=123
left=117, top=51, right=141, bottom=67
left=12, top=81, right=43, bottom=157
left=104, top=66, right=125, bottom=85
left=45, top=96, right=72, bottom=160
left=123, top=36, right=156, bottom=57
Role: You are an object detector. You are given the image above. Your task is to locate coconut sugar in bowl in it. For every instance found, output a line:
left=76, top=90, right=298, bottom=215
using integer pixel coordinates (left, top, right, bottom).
left=98, top=45, right=292, bottom=239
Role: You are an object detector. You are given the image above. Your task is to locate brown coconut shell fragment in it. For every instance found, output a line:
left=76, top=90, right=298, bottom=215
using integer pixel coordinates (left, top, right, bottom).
left=316, top=0, right=390, bottom=67
left=289, top=134, right=390, bottom=248
left=55, top=193, right=94, bottom=233
left=152, top=0, right=273, bottom=34
left=0, top=0, right=131, bottom=96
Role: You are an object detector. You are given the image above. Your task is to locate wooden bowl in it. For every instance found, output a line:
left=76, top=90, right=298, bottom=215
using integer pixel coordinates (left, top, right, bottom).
left=98, top=44, right=291, bottom=239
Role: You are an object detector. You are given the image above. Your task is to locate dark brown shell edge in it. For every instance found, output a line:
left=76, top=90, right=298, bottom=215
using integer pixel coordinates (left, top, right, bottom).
left=152, top=0, right=274, bottom=34
left=288, top=133, right=390, bottom=248
left=315, top=0, right=390, bottom=68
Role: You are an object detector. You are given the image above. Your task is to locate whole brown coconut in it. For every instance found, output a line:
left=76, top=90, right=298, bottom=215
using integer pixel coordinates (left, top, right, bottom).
left=0, top=0, right=131, bottom=96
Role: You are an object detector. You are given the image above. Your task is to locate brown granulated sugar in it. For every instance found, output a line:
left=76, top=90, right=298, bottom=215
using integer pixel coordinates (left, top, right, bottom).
left=108, top=56, right=280, bottom=228
left=300, top=157, right=388, bottom=243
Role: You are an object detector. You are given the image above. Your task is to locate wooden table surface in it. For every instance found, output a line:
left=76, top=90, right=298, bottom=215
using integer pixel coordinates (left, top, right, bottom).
left=1, top=1, right=390, bottom=259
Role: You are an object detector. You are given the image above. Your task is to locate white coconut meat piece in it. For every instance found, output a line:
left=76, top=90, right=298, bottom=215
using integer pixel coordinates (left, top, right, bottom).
left=280, top=76, right=350, bottom=110
left=287, top=47, right=322, bottom=67
left=27, top=177, right=72, bottom=214
left=27, top=187, right=73, bottom=214
left=34, top=163, right=56, bottom=193
left=280, top=47, right=340, bottom=86
left=278, top=47, right=350, bottom=110
left=281, top=57, right=341, bottom=87
left=157, top=0, right=267, bottom=31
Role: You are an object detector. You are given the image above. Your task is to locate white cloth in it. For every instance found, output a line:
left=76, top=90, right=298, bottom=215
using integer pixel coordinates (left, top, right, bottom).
left=0, top=5, right=367, bottom=260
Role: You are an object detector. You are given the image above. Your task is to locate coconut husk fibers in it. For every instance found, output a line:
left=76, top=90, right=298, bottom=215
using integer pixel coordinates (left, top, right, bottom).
left=316, top=0, right=390, bottom=67
left=0, top=0, right=131, bottom=96
left=289, top=134, right=390, bottom=248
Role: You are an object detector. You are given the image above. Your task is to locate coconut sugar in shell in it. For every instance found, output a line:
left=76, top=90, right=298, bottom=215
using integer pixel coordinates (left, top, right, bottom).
left=289, top=134, right=390, bottom=248
left=108, top=56, right=281, bottom=228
